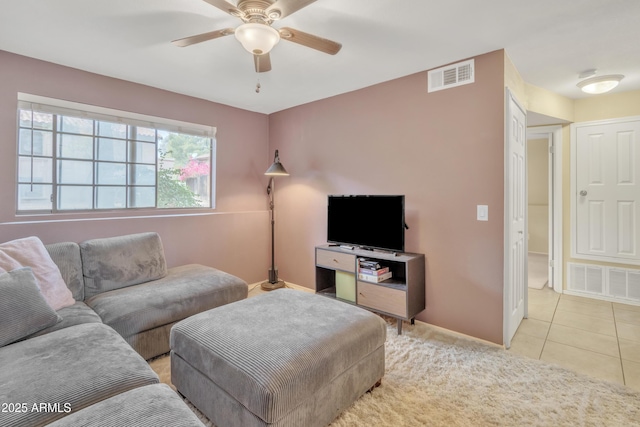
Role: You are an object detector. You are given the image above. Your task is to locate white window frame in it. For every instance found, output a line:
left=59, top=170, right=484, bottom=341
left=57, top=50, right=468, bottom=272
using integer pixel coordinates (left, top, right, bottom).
left=16, top=93, right=216, bottom=215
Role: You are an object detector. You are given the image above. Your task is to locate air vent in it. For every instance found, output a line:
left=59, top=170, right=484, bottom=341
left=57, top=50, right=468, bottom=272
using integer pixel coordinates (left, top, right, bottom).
left=607, top=267, right=640, bottom=301
left=568, top=263, right=604, bottom=294
left=428, top=59, right=475, bottom=93
left=629, top=271, right=640, bottom=300
left=609, top=269, right=628, bottom=297
left=568, top=263, right=640, bottom=302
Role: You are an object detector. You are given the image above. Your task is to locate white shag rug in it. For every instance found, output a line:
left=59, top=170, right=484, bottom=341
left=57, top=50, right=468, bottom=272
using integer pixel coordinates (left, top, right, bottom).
left=152, top=319, right=640, bottom=427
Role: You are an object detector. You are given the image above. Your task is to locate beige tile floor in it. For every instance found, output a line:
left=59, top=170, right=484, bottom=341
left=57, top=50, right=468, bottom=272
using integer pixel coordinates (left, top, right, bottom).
left=509, top=285, right=640, bottom=391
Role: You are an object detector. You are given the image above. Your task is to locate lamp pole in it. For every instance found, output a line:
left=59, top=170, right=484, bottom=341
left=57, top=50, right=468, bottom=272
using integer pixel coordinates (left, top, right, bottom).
left=267, top=177, right=279, bottom=284
left=261, top=150, right=288, bottom=291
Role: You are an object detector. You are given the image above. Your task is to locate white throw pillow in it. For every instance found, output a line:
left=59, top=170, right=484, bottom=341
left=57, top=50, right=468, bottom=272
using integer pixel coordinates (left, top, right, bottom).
left=0, top=236, right=75, bottom=310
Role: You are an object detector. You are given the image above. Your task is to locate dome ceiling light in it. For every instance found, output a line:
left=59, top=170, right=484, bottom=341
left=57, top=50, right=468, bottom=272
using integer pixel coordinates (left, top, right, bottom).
left=577, top=73, right=625, bottom=95
left=235, top=23, right=280, bottom=55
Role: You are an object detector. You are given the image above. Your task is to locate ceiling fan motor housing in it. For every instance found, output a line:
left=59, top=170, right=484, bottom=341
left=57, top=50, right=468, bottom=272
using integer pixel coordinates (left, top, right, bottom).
left=237, top=0, right=280, bottom=24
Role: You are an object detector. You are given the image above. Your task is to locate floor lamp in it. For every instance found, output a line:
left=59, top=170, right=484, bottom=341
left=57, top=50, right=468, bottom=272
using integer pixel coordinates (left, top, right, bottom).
left=261, top=149, right=289, bottom=291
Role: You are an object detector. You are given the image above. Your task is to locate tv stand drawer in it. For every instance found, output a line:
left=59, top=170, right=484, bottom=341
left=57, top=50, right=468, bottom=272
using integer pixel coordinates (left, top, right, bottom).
left=316, top=249, right=356, bottom=273
left=357, top=281, right=406, bottom=318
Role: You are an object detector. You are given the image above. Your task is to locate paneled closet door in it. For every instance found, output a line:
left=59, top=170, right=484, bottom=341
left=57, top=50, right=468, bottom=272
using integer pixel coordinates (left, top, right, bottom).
left=575, top=119, right=640, bottom=262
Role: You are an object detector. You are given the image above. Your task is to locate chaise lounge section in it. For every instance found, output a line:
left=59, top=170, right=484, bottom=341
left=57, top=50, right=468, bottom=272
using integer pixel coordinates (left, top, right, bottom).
left=77, top=232, right=248, bottom=359
left=0, top=323, right=159, bottom=427
left=0, top=232, right=248, bottom=426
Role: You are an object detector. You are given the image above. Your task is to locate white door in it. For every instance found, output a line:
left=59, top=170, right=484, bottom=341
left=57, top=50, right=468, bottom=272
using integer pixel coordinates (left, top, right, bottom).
left=504, top=89, right=527, bottom=348
left=575, top=119, right=640, bottom=263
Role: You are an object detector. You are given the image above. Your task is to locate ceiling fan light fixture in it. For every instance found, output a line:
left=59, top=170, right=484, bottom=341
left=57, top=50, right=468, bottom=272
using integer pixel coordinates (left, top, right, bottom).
left=577, top=74, right=624, bottom=95
left=235, top=23, right=280, bottom=55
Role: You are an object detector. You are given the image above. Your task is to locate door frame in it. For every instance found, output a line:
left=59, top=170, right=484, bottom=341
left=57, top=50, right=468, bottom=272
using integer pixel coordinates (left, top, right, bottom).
left=504, top=88, right=528, bottom=349
left=527, top=125, right=563, bottom=293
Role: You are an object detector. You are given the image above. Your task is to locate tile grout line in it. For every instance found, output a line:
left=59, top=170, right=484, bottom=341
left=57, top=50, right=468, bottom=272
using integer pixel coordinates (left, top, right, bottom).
left=538, top=289, right=561, bottom=360
left=544, top=303, right=625, bottom=360
left=527, top=289, right=639, bottom=387
left=612, top=305, right=627, bottom=386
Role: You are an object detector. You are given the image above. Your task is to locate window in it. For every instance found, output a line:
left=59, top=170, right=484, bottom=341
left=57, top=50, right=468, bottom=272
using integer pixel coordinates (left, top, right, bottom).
left=17, top=95, right=216, bottom=214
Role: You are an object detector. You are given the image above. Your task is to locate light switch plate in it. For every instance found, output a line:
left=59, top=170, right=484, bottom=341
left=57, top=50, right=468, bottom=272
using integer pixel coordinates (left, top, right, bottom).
left=477, top=205, right=488, bottom=221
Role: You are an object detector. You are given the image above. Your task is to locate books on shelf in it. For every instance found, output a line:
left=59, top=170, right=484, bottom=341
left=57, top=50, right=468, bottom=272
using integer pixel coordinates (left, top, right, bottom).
left=358, top=271, right=392, bottom=283
left=358, top=258, right=382, bottom=270
left=358, top=266, right=390, bottom=276
left=357, top=258, right=392, bottom=283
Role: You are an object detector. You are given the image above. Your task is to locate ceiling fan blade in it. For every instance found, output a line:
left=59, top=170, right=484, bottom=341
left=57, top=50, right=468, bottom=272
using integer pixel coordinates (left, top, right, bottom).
left=278, top=27, right=342, bottom=55
left=201, top=0, right=245, bottom=18
left=265, top=0, right=317, bottom=20
left=254, top=53, right=272, bottom=73
left=171, top=28, right=235, bottom=47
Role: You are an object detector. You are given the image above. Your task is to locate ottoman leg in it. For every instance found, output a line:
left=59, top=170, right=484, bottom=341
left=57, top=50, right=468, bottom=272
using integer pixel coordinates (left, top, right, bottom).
left=368, top=379, right=382, bottom=393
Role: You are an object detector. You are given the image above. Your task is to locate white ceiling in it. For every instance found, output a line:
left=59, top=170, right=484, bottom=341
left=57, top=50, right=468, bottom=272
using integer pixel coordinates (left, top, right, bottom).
left=1, top=0, right=639, bottom=115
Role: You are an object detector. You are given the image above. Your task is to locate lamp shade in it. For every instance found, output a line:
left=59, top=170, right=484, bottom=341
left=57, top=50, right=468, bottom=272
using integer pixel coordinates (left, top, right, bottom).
left=235, top=23, right=280, bottom=55
left=265, top=149, right=289, bottom=176
left=577, top=74, right=624, bottom=94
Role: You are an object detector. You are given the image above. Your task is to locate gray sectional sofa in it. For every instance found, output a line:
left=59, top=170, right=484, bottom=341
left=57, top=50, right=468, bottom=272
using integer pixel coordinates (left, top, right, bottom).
left=0, top=232, right=248, bottom=427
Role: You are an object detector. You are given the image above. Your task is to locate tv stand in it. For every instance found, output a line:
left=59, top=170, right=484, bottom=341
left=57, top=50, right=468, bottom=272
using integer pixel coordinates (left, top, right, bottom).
left=315, top=245, right=425, bottom=334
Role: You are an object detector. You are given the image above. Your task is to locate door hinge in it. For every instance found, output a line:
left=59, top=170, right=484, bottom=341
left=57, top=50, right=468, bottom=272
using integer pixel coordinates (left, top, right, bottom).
left=549, top=259, right=554, bottom=268
left=549, top=145, right=555, bottom=154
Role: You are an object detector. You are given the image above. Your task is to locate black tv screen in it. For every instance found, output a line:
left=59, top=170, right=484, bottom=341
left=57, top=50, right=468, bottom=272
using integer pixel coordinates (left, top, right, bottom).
left=327, top=195, right=405, bottom=252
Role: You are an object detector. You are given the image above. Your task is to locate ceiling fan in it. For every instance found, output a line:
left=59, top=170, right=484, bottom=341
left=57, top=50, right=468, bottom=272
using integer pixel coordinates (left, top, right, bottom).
left=172, top=0, right=342, bottom=73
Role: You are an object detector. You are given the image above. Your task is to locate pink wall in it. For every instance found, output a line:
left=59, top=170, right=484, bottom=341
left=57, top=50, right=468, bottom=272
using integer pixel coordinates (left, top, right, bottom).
left=0, top=50, right=271, bottom=283
left=1, top=48, right=508, bottom=343
left=269, top=50, right=506, bottom=344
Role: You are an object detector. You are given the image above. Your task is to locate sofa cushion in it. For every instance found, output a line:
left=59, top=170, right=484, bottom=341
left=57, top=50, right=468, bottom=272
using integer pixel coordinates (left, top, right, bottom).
left=0, top=236, right=75, bottom=310
left=0, top=323, right=159, bottom=427
left=46, top=241, right=85, bottom=301
left=86, top=264, right=247, bottom=340
left=46, top=384, right=206, bottom=427
left=27, top=301, right=103, bottom=339
left=0, top=268, right=62, bottom=347
left=80, top=232, right=168, bottom=299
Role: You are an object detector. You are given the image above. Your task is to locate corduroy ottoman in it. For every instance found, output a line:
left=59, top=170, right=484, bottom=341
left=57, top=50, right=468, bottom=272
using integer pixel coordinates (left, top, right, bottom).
left=170, top=289, right=386, bottom=427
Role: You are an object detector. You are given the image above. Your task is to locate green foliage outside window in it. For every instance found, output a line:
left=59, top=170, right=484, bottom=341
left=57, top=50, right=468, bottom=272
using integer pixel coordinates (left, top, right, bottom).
left=157, top=151, right=201, bottom=208
left=161, top=133, right=211, bottom=168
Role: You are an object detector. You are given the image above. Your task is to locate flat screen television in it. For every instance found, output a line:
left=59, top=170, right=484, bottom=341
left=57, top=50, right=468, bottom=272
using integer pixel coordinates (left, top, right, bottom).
left=327, top=195, right=405, bottom=252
